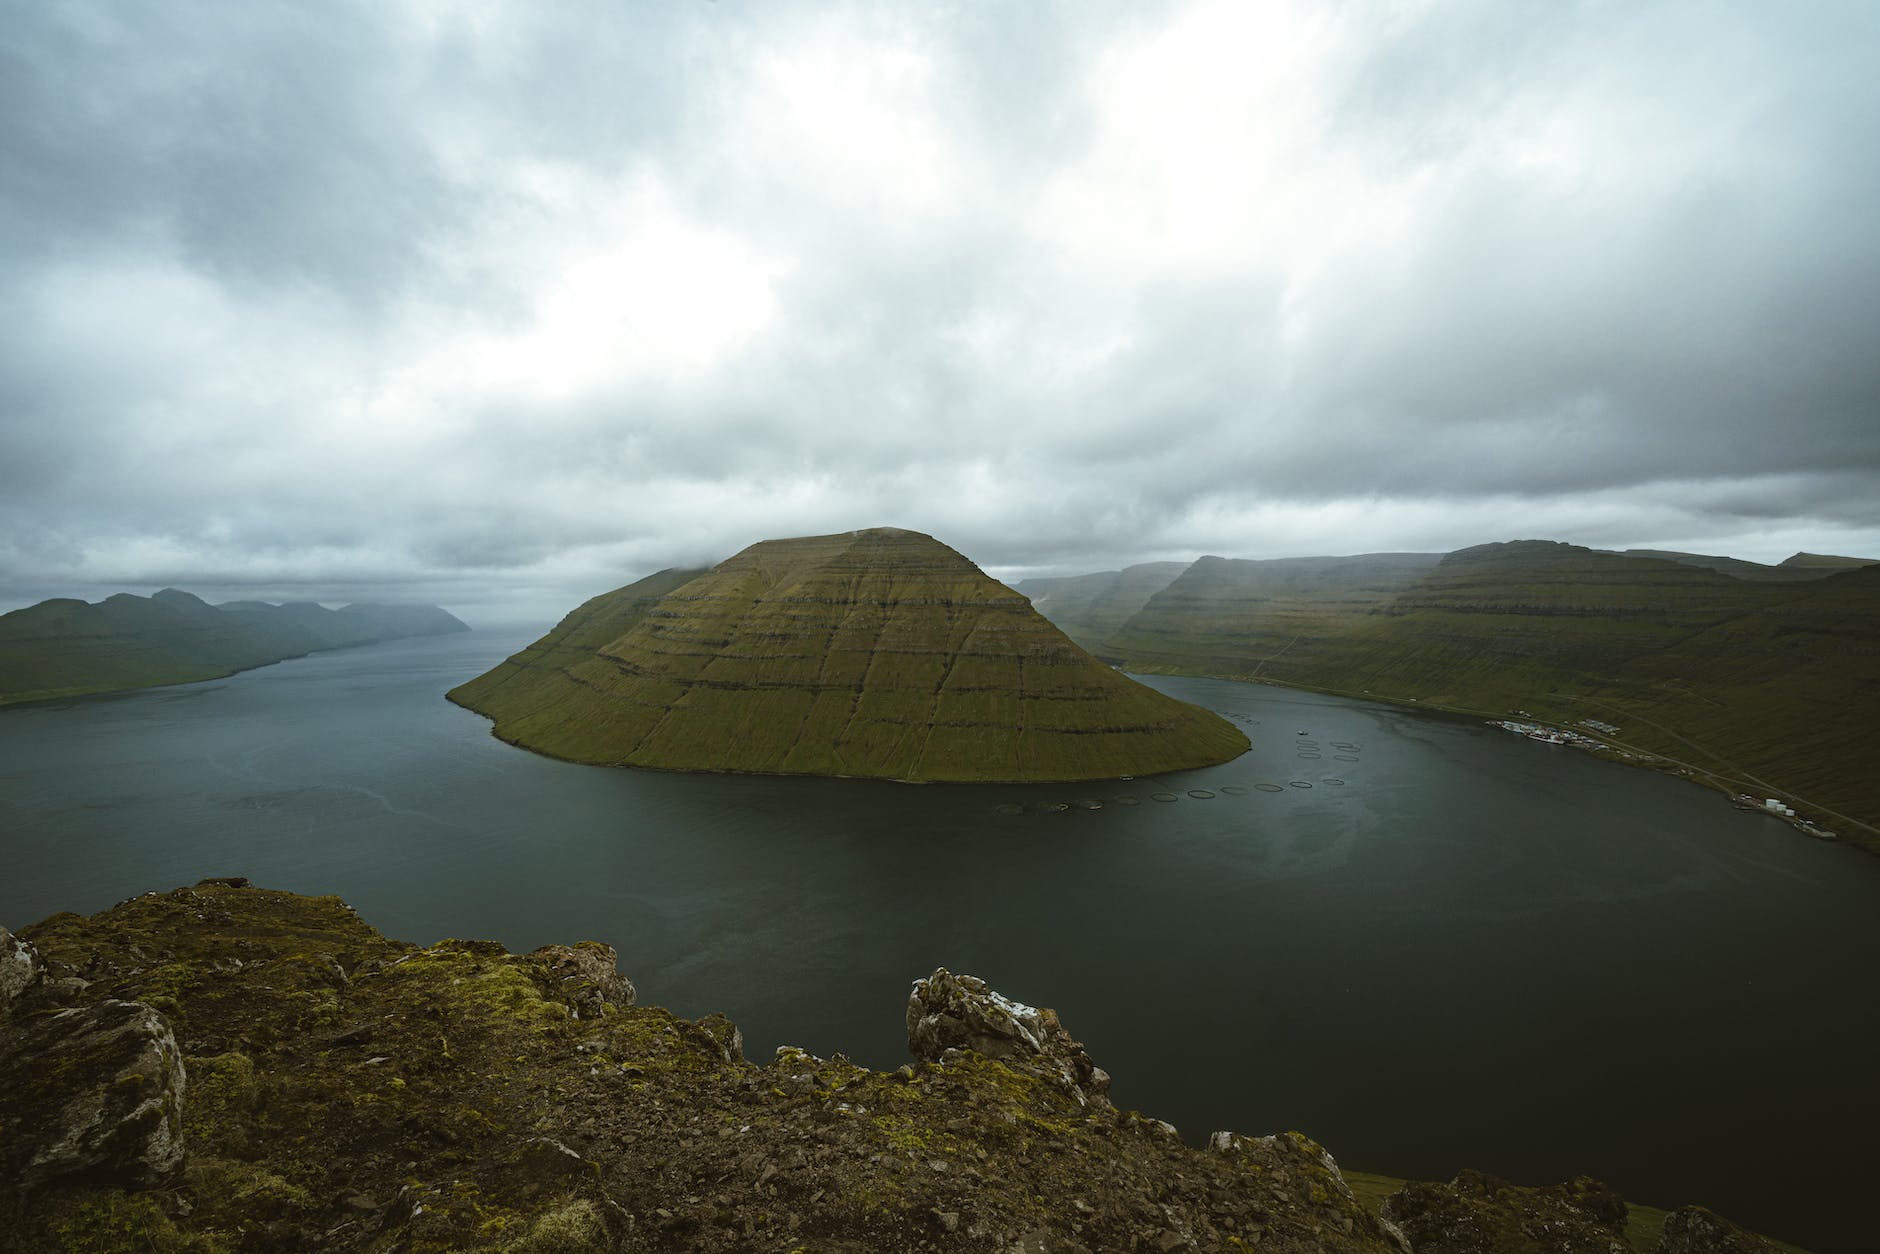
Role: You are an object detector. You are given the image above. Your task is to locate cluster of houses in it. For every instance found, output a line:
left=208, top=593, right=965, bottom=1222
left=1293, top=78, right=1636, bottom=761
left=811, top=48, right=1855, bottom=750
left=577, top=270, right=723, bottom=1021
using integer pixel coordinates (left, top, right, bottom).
left=1488, top=719, right=1608, bottom=750
left=1490, top=713, right=1840, bottom=843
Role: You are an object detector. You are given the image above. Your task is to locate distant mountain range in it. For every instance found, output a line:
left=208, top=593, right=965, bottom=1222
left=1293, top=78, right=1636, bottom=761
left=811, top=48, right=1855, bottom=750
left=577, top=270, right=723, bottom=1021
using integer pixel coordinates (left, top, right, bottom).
left=0, top=589, right=469, bottom=706
left=1018, top=544, right=1880, bottom=848
left=450, top=528, right=1247, bottom=782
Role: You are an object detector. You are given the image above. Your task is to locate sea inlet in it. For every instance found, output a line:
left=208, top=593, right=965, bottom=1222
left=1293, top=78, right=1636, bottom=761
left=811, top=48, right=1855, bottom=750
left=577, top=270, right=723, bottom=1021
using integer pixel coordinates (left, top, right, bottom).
left=3, top=628, right=1876, bottom=1251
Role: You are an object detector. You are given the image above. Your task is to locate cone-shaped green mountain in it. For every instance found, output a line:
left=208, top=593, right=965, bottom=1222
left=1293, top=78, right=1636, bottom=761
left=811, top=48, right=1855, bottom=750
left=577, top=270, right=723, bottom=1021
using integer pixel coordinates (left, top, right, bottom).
left=449, top=528, right=1248, bottom=781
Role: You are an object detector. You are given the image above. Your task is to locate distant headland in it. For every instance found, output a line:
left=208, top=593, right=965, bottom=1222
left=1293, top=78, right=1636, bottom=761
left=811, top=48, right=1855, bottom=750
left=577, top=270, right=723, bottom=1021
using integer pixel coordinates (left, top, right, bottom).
left=0, top=589, right=469, bottom=706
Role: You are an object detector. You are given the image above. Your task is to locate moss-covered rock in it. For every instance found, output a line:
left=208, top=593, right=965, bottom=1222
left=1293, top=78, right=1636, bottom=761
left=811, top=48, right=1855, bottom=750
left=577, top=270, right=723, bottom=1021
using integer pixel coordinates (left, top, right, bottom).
left=0, top=882, right=1800, bottom=1252
left=907, top=967, right=1111, bottom=1109
left=1381, top=1169, right=1632, bottom=1254
left=0, top=994, right=187, bottom=1192
left=1657, top=1205, right=1785, bottom=1253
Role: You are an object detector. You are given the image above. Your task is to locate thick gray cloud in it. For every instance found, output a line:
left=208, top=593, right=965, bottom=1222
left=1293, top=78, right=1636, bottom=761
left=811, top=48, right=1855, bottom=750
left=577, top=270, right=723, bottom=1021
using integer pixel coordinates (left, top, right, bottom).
left=3, top=0, right=1878, bottom=622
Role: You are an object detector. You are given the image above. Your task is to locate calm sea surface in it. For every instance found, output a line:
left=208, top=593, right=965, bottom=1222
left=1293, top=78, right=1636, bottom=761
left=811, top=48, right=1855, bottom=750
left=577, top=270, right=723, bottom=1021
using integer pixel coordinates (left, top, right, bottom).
left=3, top=629, right=1876, bottom=1251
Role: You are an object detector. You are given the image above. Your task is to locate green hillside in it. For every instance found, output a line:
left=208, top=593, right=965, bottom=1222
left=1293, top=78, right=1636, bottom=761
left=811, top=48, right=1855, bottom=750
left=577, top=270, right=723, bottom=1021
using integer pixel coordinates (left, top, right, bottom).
left=0, top=590, right=469, bottom=706
left=449, top=528, right=1248, bottom=782
left=1779, top=551, right=1879, bottom=572
left=1102, top=552, right=1442, bottom=675
left=1616, top=549, right=1833, bottom=581
left=1074, top=542, right=1880, bottom=846
left=1012, top=561, right=1187, bottom=652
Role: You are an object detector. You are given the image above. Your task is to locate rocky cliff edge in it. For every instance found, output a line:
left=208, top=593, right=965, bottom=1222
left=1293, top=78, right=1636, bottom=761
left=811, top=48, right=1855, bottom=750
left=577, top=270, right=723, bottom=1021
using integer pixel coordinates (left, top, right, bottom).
left=0, top=883, right=1789, bottom=1253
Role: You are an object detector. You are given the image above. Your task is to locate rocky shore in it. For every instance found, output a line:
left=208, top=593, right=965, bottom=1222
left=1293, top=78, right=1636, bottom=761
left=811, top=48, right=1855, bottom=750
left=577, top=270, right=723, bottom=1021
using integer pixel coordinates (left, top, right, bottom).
left=1, top=882, right=1790, bottom=1252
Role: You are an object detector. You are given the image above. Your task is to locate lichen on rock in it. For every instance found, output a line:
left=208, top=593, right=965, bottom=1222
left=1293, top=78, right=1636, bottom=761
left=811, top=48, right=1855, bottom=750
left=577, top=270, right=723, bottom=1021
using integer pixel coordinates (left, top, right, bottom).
left=1658, top=1204, right=1785, bottom=1253
left=1, top=923, right=43, bottom=1009
left=0, top=997, right=188, bottom=1191
left=907, top=966, right=1111, bottom=1108
left=528, top=940, right=636, bottom=1017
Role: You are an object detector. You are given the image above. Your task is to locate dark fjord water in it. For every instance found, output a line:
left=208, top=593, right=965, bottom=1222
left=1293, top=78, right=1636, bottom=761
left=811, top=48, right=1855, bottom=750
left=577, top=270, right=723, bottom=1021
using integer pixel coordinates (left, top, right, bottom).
left=3, top=629, right=1877, bottom=1251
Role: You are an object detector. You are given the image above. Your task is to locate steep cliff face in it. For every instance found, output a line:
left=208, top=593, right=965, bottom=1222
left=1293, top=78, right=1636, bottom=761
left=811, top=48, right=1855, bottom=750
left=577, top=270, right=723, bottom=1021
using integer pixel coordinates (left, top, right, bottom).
left=450, top=528, right=1248, bottom=782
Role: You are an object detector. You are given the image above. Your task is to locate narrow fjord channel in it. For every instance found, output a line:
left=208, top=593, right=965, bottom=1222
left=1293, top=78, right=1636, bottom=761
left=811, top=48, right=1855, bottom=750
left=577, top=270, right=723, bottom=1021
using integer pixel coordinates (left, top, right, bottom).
left=3, top=629, right=1875, bottom=1250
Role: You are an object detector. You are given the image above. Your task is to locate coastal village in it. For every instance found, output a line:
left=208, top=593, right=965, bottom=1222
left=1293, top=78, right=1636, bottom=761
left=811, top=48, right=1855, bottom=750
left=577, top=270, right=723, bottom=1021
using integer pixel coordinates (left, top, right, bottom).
left=1488, top=714, right=1840, bottom=842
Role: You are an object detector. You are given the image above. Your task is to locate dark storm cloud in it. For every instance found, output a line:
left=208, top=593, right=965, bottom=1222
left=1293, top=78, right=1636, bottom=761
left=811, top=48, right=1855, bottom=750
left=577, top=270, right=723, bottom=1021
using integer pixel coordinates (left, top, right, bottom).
left=1, top=5, right=470, bottom=307
left=3, top=0, right=1877, bottom=616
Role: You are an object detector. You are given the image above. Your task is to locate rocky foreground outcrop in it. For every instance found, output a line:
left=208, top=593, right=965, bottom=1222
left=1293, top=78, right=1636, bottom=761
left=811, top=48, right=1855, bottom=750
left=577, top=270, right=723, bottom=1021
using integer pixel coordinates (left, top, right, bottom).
left=1, top=884, right=1789, bottom=1252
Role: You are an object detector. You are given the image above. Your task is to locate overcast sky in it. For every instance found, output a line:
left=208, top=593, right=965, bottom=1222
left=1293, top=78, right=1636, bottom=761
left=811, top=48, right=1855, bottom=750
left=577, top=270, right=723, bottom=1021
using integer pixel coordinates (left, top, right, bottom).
left=4, top=1, right=1877, bottom=622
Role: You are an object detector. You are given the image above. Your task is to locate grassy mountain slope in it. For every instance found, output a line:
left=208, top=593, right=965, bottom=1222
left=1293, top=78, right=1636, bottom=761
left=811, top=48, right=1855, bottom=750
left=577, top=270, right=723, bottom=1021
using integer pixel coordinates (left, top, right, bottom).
left=449, top=528, right=1247, bottom=782
left=1616, top=549, right=1832, bottom=581
left=1780, top=551, right=1878, bottom=571
left=445, top=565, right=708, bottom=722
left=1012, top=561, right=1187, bottom=652
left=0, top=590, right=469, bottom=706
left=1102, top=553, right=1442, bottom=675
left=1094, top=541, right=1880, bottom=843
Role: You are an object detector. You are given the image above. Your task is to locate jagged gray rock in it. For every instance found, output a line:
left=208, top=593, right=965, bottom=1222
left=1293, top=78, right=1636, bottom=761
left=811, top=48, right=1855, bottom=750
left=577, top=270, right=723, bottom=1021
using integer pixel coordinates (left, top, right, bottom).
left=907, top=967, right=1111, bottom=1108
left=530, top=941, right=635, bottom=1017
left=0, top=998, right=187, bottom=1188
left=1, top=924, right=41, bottom=1009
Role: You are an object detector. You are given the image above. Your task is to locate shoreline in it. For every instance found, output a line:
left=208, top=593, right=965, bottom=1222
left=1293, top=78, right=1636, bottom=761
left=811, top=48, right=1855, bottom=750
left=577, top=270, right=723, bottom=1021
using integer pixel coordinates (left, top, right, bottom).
left=1121, top=668, right=1879, bottom=858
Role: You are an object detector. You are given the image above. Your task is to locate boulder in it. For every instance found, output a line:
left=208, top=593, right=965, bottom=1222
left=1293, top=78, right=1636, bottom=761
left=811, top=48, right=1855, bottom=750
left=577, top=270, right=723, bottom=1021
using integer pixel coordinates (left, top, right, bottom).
left=694, top=1011, right=744, bottom=1062
left=1380, top=1169, right=1630, bottom=1254
left=1, top=924, right=42, bottom=1010
left=0, top=998, right=188, bottom=1188
left=529, top=941, right=635, bottom=1017
left=906, top=968, right=1110, bottom=1107
left=1657, top=1205, right=1782, bottom=1253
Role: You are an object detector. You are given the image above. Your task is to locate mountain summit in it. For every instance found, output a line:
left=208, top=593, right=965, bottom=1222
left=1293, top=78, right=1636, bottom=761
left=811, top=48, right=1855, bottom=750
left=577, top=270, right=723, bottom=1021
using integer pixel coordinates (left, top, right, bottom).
left=449, top=527, right=1247, bottom=781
